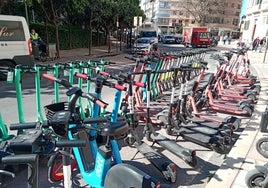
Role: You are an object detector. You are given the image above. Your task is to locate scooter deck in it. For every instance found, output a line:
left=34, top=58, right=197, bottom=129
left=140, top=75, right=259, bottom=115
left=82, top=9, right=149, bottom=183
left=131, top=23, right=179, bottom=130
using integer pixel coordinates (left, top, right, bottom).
left=135, top=141, right=177, bottom=173
left=151, top=133, right=194, bottom=160
left=181, top=121, right=225, bottom=136
left=189, top=116, right=224, bottom=129
left=177, top=127, right=223, bottom=150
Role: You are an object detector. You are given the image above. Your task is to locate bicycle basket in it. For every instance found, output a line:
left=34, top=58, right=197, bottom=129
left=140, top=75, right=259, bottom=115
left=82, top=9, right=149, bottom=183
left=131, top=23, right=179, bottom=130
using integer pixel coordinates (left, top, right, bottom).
left=44, top=102, right=68, bottom=120
left=44, top=102, right=70, bottom=137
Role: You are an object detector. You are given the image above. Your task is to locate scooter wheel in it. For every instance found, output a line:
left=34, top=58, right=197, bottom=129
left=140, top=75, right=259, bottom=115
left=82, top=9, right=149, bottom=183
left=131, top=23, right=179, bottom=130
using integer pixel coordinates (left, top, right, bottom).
left=186, top=156, right=197, bottom=167
left=39, top=52, right=47, bottom=62
left=250, top=85, right=261, bottom=95
left=242, top=105, right=253, bottom=117
left=256, top=137, right=268, bottom=158
left=231, top=118, right=241, bottom=131
left=223, top=135, right=233, bottom=146
left=212, top=141, right=229, bottom=154
left=245, top=168, right=268, bottom=188
left=249, top=78, right=257, bottom=86
left=245, top=93, right=257, bottom=102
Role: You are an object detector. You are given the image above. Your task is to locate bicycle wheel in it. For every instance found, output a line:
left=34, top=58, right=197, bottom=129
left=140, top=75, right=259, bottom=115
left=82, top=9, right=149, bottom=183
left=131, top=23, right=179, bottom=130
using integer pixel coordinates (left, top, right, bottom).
left=48, top=152, right=77, bottom=182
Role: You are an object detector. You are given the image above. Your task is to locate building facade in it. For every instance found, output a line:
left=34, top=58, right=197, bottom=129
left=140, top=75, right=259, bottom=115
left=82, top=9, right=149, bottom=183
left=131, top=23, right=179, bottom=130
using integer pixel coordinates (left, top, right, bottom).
left=140, top=0, right=241, bottom=38
left=242, top=0, right=268, bottom=42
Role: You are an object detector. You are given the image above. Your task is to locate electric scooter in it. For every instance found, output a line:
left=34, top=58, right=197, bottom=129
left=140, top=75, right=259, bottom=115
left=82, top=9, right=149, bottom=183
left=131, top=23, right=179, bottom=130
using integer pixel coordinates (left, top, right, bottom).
left=157, top=63, right=232, bottom=154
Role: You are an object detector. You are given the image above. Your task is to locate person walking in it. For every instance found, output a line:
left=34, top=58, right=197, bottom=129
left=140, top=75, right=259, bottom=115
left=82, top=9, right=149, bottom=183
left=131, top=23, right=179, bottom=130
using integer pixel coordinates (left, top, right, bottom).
left=252, top=37, right=260, bottom=52
left=223, top=35, right=228, bottom=45
left=259, top=37, right=266, bottom=53
left=228, top=35, right=232, bottom=45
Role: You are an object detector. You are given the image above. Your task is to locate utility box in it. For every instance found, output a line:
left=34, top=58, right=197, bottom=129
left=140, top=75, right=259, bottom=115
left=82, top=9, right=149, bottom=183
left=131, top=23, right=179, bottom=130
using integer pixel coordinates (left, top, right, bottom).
left=48, top=43, right=56, bottom=59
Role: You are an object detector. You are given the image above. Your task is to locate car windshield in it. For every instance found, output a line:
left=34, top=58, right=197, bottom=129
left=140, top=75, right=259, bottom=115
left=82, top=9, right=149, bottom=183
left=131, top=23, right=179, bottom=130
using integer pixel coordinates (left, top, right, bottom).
left=137, top=38, right=150, bottom=44
left=165, top=36, right=173, bottom=39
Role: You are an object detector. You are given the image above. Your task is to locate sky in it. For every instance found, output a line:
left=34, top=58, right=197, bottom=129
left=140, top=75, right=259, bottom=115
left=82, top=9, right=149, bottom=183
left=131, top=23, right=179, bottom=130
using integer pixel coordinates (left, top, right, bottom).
left=240, top=0, right=247, bottom=18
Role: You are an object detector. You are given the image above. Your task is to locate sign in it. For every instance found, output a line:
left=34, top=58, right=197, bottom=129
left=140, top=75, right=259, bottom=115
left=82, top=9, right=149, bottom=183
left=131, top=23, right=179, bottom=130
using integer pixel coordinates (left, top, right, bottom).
left=134, top=16, right=142, bottom=27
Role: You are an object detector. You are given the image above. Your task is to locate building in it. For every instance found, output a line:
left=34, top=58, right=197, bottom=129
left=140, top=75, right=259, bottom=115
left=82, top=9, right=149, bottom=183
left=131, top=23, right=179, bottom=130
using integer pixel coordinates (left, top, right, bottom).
left=140, top=0, right=241, bottom=38
left=242, top=0, right=268, bottom=43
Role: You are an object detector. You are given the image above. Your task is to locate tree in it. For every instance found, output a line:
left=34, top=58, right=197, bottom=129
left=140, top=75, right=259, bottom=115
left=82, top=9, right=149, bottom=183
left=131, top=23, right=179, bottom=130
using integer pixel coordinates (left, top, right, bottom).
left=0, top=0, right=8, bottom=14
left=181, top=0, right=219, bottom=26
left=37, top=0, right=67, bottom=58
left=63, top=0, right=89, bottom=49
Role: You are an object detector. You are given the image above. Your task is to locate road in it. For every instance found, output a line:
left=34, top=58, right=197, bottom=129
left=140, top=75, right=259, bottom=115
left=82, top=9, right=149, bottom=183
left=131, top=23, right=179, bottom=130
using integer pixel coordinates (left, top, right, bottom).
left=0, top=43, right=249, bottom=188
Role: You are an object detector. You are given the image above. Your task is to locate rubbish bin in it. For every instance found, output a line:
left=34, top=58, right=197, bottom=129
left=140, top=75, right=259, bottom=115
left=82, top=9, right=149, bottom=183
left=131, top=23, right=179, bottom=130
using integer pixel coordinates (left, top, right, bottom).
left=48, top=43, right=56, bottom=59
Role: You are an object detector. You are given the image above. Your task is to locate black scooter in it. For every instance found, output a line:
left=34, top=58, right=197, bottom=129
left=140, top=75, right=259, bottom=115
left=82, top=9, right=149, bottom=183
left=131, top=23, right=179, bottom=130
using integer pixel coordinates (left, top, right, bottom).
left=118, top=72, right=177, bottom=183
left=141, top=67, right=198, bottom=167
left=157, top=61, right=232, bottom=154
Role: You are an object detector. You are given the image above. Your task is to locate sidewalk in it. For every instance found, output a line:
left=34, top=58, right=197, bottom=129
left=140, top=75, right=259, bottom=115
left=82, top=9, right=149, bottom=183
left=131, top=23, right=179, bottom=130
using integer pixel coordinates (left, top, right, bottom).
left=206, top=49, right=268, bottom=187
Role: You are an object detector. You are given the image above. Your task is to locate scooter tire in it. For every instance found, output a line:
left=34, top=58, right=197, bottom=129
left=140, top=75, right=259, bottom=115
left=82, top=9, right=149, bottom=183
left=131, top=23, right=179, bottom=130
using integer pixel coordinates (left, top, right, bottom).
left=245, top=168, right=268, bottom=188
left=231, top=118, right=241, bottom=131
left=256, top=137, right=268, bottom=158
left=47, top=152, right=77, bottom=182
left=242, top=105, right=253, bottom=117
left=245, top=93, right=257, bottom=102
left=39, top=52, right=48, bottom=62
left=187, top=158, right=197, bottom=168
left=224, top=116, right=241, bottom=131
left=211, top=140, right=229, bottom=154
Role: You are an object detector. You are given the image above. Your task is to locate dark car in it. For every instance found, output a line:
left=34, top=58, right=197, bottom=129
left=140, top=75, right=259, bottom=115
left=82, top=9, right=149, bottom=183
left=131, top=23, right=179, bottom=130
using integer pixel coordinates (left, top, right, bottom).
left=162, top=35, right=176, bottom=44
left=174, top=35, right=183, bottom=44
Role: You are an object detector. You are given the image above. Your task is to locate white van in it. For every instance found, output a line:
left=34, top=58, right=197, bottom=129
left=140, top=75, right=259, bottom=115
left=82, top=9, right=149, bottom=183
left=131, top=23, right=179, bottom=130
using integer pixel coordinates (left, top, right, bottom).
left=0, top=15, right=34, bottom=79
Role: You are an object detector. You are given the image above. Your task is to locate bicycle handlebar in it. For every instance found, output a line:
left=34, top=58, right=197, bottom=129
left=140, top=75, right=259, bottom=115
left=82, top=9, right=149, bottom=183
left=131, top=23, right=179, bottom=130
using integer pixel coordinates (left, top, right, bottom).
left=81, top=92, right=108, bottom=108
left=42, top=73, right=108, bottom=109
left=9, top=121, right=46, bottom=130
left=75, top=72, right=127, bottom=91
left=55, top=139, right=86, bottom=148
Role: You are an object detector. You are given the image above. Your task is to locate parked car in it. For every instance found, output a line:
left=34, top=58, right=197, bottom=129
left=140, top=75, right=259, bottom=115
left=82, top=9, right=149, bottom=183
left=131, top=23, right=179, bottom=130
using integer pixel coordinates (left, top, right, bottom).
left=174, top=34, right=183, bottom=44
left=0, top=15, right=34, bottom=81
left=132, top=37, right=152, bottom=55
left=162, top=35, right=176, bottom=44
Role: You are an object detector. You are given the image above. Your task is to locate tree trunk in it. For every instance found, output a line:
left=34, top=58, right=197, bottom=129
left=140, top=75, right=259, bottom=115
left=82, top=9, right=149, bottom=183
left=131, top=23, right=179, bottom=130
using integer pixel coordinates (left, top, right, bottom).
left=106, top=28, right=111, bottom=53
left=68, top=19, right=72, bottom=50
left=55, top=23, right=60, bottom=58
left=88, top=27, right=92, bottom=56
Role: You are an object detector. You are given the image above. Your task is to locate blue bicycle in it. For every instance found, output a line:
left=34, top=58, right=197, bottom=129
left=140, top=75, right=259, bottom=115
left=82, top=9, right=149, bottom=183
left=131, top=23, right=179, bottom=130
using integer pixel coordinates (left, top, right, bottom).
left=43, top=73, right=169, bottom=188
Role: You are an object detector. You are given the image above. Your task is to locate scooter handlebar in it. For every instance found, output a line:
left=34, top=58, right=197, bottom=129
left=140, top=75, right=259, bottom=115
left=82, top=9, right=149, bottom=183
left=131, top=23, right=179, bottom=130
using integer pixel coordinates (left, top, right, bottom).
left=43, top=73, right=57, bottom=81
left=75, top=72, right=88, bottom=80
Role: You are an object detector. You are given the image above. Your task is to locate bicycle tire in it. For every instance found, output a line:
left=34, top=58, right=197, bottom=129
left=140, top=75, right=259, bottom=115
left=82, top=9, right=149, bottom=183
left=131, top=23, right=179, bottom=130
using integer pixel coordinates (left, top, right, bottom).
left=256, top=137, right=268, bottom=158
left=48, top=152, right=77, bottom=182
left=245, top=168, right=268, bottom=188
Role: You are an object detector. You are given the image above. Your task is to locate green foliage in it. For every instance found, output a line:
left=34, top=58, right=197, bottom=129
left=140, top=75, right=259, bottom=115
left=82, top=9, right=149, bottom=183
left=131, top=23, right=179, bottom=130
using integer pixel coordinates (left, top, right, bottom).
left=29, top=23, right=105, bottom=50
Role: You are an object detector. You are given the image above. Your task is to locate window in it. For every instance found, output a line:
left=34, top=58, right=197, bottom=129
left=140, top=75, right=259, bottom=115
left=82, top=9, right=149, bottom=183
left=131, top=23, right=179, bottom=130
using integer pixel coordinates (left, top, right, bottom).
left=244, top=20, right=250, bottom=30
left=159, top=1, right=170, bottom=8
left=0, top=21, right=25, bottom=41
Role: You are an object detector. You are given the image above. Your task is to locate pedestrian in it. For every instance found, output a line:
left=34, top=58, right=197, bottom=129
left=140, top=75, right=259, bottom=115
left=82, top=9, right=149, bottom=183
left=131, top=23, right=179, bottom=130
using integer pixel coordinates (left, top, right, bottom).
left=228, top=35, right=232, bottom=45
left=252, top=37, right=260, bottom=52
left=223, top=35, right=228, bottom=45
left=259, top=37, right=266, bottom=53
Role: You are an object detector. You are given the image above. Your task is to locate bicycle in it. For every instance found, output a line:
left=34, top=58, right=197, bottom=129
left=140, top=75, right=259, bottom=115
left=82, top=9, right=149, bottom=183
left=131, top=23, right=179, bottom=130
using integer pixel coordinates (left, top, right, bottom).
left=43, top=74, right=168, bottom=187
